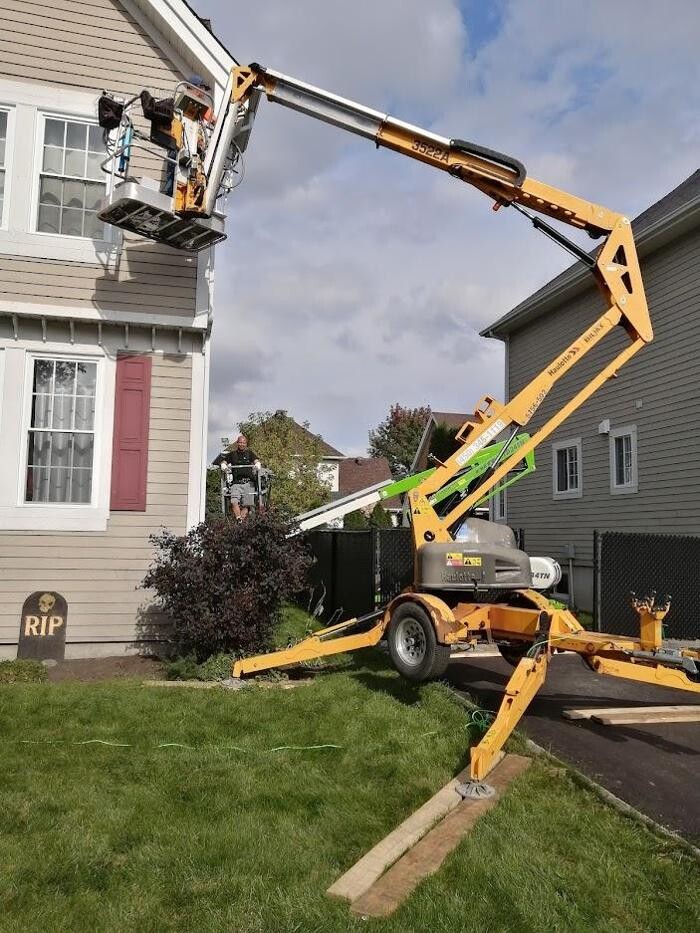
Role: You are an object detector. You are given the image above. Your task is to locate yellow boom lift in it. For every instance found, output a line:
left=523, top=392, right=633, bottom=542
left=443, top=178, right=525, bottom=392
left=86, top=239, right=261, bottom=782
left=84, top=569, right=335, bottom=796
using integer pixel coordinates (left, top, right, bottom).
left=98, top=65, right=700, bottom=794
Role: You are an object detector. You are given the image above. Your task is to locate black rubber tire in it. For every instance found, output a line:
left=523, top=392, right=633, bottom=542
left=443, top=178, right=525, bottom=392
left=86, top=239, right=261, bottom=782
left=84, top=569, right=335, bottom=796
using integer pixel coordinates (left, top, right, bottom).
left=498, top=642, right=530, bottom=668
left=387, top=602, right=451, bottom=682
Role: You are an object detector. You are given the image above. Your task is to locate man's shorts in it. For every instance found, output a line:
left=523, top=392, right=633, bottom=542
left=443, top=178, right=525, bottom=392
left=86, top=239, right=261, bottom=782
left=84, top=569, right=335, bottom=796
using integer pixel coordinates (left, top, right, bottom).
left=228, top=482, right=256, bottom=507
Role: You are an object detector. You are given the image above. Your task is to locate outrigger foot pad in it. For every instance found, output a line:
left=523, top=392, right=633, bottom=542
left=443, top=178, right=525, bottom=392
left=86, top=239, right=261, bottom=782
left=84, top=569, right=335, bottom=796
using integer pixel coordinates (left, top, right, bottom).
left=456, top=780, right=496, bottom=800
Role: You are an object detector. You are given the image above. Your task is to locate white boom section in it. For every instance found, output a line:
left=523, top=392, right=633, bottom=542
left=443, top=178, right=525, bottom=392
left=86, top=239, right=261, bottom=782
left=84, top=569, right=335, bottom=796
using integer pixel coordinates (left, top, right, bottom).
left=257, top=66, right=450, bottom=148
left=294, top=479, right=394, bottom=532
left=203, top=75, right=261, bottom=216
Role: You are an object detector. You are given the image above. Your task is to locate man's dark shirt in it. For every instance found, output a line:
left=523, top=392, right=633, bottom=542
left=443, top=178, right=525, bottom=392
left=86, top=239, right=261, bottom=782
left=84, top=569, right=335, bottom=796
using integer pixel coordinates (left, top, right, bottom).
left=213, top=447, right=259, bottom=481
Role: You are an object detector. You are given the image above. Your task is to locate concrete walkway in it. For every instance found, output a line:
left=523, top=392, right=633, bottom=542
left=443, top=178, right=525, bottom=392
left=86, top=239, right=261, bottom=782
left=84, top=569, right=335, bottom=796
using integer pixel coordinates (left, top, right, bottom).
left=448, top=653, right=700, bottom=841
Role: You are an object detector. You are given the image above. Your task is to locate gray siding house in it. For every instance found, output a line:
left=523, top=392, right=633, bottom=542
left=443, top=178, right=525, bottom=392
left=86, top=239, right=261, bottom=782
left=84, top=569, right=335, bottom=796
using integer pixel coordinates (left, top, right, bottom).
left=482, top=170, right=700, bottom=611
left=0, top=0, right=237, bottom=657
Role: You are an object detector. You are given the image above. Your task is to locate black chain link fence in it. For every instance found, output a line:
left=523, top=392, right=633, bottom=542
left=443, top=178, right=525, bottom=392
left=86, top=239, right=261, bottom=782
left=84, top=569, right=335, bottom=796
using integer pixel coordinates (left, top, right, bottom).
left=303, top=528, right=413, bottom=622
left=594, top=531, right=700, bottom=640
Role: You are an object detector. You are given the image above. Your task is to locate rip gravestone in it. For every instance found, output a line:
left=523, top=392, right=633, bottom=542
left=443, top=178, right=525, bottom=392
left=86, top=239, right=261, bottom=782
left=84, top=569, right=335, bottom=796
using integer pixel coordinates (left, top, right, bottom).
left=17, top=591, right=68, bottom=661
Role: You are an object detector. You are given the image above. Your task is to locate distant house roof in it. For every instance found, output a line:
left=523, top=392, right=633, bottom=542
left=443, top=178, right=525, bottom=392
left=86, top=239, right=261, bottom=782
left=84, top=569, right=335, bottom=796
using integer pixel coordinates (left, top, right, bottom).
left=292, top=422, right=344, bottom=458
left=306, top=431, right=344, bottom=458
left=482, top=169, right=700, bottom=340
left=430, top=411, right=470, bottom=429
left=339, top=457, right=401, bottom=509
left=268, top=410, right=344, bottom=458
left=410, top=411, right=469, bottom=473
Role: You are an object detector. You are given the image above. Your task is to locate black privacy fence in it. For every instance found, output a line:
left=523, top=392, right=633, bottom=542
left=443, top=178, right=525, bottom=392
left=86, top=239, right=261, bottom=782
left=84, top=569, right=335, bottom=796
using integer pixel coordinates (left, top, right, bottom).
left=594, top=530, right=700, bottom=639
left=301, top=528, right=413, bottom=623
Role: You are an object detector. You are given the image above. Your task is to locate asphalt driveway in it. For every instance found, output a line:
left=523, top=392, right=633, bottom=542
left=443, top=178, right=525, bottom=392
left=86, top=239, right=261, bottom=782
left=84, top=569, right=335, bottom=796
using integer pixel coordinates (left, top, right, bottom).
left=448, top=652, right=700, bottom=841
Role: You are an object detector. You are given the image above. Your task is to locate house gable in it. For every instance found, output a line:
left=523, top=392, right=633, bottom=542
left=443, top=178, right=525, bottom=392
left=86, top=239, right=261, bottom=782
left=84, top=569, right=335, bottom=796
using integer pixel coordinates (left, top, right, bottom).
left=129, top=0, right=236, bottom=99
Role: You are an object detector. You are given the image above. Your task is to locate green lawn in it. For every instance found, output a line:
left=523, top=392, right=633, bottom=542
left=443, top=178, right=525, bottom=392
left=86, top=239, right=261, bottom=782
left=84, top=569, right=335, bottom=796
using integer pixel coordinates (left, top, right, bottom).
left=1, top=654, right=698, bottom=932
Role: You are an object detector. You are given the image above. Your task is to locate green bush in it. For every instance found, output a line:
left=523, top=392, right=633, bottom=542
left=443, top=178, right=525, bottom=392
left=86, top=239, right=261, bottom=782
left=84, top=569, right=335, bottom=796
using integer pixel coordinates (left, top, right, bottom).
left=164, top=656, right=201, bottom=681
left=0, top=660, right=47, bottom=684
left=272, top=603, right=320, bottom=649
left=165, top=653, right=234, bottom=682
left=368, top=502, right=392, bottom=528
left=198, top=654, right=236, bottom=681
left=343, top=509, right=369, bottom=530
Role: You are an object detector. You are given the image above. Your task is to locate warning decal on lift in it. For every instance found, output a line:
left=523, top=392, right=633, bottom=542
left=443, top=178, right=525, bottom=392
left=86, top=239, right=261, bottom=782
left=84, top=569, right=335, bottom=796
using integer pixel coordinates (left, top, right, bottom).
left=446, top=553, right=483, bottom=567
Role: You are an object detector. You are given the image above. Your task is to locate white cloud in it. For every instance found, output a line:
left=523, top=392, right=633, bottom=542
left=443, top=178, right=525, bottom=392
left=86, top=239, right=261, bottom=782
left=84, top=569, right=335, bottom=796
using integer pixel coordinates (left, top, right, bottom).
left=194, top=0, right=699, bottom=459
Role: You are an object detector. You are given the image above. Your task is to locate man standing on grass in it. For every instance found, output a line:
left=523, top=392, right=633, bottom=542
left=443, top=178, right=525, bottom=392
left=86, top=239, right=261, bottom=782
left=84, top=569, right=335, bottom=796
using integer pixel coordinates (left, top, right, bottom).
left=214, top=434, right=262, bottom=521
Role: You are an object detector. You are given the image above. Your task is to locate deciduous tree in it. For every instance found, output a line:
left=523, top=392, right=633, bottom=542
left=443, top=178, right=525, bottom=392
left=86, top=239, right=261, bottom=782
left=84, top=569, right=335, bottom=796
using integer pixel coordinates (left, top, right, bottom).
left=239, top=410, right=332, bottom=515
left=368, top=403, right=431, bottom=477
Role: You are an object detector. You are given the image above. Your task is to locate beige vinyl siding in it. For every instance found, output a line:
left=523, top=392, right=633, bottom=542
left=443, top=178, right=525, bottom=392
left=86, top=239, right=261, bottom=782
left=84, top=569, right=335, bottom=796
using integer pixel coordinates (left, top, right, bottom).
left=504, top=226, right=700, bottom=577
left=0, top=0, right=199, bottom=312
left=0, top=352, right=191, bottom=651
left=0, top=0, right=181, bottom=96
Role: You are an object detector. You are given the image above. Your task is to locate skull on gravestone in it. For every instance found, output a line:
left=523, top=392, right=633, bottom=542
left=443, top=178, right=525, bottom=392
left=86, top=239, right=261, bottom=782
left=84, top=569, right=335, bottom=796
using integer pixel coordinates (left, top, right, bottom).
left=38, top=593, right=56, bottom=615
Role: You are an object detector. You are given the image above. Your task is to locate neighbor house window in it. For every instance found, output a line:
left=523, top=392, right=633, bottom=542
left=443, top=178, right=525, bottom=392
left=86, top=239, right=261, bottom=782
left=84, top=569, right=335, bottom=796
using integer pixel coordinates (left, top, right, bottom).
left=25, top=358, right=97, bottom=504
left=609, top=425, right=638, bottom=494
left=552, top=438, right=582, bottom=499
left=36, top=117, right=105, bottom=239
left=491, top=487, right=506, bottom=521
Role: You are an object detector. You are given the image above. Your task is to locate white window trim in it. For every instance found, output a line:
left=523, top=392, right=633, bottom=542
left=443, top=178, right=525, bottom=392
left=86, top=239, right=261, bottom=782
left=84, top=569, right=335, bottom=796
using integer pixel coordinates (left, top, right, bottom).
left=0, top=341, right=115, bottom=531
left=490, top=486, right=506, bottom=522
left=0, top=77, right=119, bottom=265
left=0, top=104, right=16, bottom=231
left=552, top=437, right=583, bottom=500
left=609, top=424, right=638, bottom=495
left=31, top=111, right=109, bottom=247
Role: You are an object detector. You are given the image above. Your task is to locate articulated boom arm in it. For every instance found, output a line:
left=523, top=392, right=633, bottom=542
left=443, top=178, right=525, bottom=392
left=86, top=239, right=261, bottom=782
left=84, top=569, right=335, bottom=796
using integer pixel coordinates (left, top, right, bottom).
left=229, top=64, right=651, bottom=545
left=222, top=66, right=700, bottom=791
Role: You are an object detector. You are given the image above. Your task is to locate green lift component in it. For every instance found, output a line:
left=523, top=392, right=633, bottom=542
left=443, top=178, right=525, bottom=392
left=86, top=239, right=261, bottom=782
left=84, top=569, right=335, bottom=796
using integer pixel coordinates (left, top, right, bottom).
left=377, top=432, right=535, bottom=513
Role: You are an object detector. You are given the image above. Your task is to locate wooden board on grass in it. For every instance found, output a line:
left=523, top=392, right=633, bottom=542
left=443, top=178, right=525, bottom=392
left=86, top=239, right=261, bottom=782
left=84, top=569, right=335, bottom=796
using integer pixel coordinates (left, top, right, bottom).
left=349, top=754, right=531, bottom=919
left=327, top=762, right=473, bottom=903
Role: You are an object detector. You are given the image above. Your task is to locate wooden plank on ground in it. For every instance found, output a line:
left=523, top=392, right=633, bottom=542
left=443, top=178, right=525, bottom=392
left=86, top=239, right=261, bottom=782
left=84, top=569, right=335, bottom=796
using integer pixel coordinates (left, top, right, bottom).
left=593, top=707, right=700, bottom=726
left=143, top=679, right=312, bottom=691
left=349, top=754, right=531, bottom=919
left=327, top=763, right=474, bottom=903
left=564, top=705, right=700, bottom=723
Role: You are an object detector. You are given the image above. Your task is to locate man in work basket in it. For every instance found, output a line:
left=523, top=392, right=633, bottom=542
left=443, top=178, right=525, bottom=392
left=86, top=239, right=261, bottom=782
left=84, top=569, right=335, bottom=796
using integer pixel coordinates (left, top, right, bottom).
left=214, top=434, right=263, bottom=521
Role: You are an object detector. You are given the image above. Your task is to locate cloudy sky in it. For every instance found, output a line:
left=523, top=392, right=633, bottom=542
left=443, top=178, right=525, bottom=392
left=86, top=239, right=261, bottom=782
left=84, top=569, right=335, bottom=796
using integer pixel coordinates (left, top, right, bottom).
left=195, top=0, right=699, bottom=458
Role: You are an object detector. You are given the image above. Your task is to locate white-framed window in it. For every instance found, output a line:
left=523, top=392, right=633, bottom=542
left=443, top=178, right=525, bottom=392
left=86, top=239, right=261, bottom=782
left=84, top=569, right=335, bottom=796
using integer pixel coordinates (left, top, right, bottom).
left=0, top=78, right=117, bottom=264
left=609, top=425, right=638, bottom=494
left=552, top=437, right=582, bottom=499
left=0, top=343, right=115, bottom=531
left=24, top=357, right=97, bottom=504
left=35, top=114, right=106, bottom=240
left=0, top=105, right=15, bottom=229
left=491, top=486, right=506, bottom=521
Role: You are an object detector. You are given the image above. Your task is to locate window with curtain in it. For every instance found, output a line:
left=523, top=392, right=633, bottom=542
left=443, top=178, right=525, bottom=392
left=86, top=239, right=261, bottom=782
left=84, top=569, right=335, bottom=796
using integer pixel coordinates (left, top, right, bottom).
left=25, top=358, right=97, bottom=504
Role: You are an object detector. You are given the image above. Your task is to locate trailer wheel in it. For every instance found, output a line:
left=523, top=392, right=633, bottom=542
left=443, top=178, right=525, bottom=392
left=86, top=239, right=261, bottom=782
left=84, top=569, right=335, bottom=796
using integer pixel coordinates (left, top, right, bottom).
left=498, top=642, right=530, bottom=668
left=387, top=603, right=451, bottom=682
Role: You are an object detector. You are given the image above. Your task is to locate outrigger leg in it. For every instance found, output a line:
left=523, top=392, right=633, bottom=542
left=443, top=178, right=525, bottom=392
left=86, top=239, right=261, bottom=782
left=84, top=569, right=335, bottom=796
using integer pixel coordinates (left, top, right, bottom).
left=466, top=650, right=549, bottom=791
left=232, top=609, right=387, bottom=678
